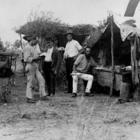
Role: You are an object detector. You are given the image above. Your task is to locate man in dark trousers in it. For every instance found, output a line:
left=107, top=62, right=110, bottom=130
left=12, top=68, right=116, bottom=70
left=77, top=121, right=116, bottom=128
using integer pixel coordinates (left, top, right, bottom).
left=64, top=30, right=83, bottom=93
left=41, top=37, right=61, bottom=96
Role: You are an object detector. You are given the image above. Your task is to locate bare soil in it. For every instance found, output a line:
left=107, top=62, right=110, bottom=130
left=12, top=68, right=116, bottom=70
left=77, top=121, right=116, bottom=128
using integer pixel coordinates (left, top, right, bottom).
left=0, top=75, right=140, bottom=140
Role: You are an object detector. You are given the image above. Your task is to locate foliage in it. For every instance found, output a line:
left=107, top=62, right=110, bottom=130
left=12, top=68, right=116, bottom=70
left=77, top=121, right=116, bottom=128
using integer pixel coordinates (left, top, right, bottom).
left=16, top=11, right=95, bottom=41
left=97, top=15, right=112, bottom=29
left=13, top=40, right=21, bottom=49
left=72, top=24, right=95, bottom=35
left=16, top=11, right=99, bottom=50
left=86, top=16, right=113, bottom=48
left=16, top=11, right=69, bottom=39
left=0, top=38, right=4, bottom=50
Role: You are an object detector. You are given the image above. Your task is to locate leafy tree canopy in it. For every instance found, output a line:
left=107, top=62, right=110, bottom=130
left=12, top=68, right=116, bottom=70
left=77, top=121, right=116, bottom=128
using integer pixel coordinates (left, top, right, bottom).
left=16, top=11, right=95, bottom=39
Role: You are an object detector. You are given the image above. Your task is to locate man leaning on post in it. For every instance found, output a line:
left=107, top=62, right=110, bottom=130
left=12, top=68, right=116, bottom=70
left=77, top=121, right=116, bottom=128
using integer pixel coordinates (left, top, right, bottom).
left=64, top=29, right=83, bottom=94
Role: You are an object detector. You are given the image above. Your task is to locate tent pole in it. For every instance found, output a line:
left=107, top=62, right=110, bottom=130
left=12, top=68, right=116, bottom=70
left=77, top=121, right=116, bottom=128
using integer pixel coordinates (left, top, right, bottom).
left=19, top=33, right=23, bottom=49
left=19, top=34, right=25, bottom=77
left=110, top=15, right=115, bottom=96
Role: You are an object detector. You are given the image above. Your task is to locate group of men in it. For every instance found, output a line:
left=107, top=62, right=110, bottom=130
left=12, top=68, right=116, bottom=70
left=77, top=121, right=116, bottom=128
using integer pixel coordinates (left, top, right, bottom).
left=23, top=30, right=97, bottom=103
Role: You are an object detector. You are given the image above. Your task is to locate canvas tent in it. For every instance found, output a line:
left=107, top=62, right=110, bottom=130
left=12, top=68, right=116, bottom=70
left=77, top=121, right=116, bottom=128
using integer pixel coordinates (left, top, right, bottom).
left=90, top=18, right=131, bottom=66
left=85, top=16, right=140, bottom=96
left=119, top=19, right=140, bottom=85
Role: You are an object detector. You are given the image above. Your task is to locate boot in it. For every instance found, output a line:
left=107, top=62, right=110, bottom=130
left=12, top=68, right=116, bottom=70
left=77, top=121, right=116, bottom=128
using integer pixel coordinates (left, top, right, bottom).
left=26, top=98, right=36, bottom=103
left=72, top=93, right=77, bottom=97
left=84, top=92, right=90, bottom=96
left=40, top=96, right=49, bottom=101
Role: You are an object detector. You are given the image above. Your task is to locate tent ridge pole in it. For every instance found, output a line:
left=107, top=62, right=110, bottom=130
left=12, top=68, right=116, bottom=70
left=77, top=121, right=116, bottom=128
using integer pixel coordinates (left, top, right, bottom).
left=110, top=15, right=115, bottom=97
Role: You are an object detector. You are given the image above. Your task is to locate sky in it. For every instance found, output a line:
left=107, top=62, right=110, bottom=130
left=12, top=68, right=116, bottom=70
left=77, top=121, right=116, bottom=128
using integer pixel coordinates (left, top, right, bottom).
left=0, top=0, right=140, bottom=43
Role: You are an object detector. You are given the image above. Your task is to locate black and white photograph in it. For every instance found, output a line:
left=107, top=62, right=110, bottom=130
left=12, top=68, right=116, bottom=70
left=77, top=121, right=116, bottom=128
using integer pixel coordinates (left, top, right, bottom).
left=0, top=0, right=140, bottom=139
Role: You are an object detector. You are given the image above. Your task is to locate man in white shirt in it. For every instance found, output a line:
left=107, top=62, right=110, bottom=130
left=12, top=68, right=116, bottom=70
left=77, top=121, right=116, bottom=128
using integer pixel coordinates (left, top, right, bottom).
left=64, top=30, right=83, bottom=93
left=41, top=37, right=61, bottom=96
left=23, top=37, right=47, bottom=103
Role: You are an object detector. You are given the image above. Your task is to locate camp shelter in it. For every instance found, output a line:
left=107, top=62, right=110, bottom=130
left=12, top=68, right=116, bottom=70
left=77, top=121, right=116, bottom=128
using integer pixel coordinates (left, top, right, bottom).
left=90, top=19, right=131, bottom=66
left=87, top=17, right=137, bottom=95
left=120, top=20, right=140, bottom=85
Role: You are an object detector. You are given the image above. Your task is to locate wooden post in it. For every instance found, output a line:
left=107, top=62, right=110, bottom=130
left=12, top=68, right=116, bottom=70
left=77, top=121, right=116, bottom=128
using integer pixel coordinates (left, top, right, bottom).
left=19, top=34, right=23, bottom=49
left=19, top=34, right=26, bottom=77
left=110, top=15, right=115, bottom=96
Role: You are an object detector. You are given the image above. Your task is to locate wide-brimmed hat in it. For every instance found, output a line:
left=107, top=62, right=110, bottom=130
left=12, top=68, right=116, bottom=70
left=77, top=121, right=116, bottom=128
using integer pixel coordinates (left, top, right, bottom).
left=23, top=35, right=36, bottom=42
left=45, top=36, right=55, bottom=42
left=66, top=29, right=73, bottom=35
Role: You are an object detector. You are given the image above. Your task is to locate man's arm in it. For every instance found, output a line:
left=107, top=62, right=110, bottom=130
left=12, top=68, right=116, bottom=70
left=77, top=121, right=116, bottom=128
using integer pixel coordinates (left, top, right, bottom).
left=40, top=52, right=46, bottom=57
left=75, top=41, right=82, bottom=51
left=63, top=44, right=68, bottom=59
left=90, top=57, right=98, bottom=67
left=31, top=44, right=42, bottom=62
left=73, top=55, right=83, bottom=72
left=73, top=64, right=77, bottom=72
left=75, top=41, right=84, bottom=57
left=36, top=44, right=41, bottom=55
left=23, top=47, right=33, bottom=63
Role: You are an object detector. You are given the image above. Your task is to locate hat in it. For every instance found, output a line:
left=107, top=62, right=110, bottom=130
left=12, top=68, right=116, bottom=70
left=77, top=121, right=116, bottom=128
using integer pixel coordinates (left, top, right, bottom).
left=45, top=36, right=55, bottom=42
left=23, top=35, right=36, bottom=42
left=66, top=29, right=73, bottom=35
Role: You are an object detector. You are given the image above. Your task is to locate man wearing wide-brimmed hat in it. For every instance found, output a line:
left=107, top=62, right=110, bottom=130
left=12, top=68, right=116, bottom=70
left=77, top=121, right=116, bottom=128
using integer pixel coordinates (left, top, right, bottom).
left=23, top=36, right=48, bottom=103
left=64, top=29, right=83, bottom=94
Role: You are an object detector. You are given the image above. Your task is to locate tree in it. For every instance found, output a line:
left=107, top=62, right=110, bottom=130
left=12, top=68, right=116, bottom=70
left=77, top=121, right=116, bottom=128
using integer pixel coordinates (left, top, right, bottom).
left=72, top=24, right=95, bottom=35
left=16, top=11, right=96, bottom=48
left=16, top=11, right=70, bottom=48
left=4, top=41, right=11, bottom=49
left=13, top=40, right=21, bottom=49
left=0, top=38, right=4, bottom=50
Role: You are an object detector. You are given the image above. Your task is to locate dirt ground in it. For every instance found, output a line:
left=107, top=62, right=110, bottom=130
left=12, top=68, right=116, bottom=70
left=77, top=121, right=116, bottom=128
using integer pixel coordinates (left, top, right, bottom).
left=1, top=75, right=140, bottom=140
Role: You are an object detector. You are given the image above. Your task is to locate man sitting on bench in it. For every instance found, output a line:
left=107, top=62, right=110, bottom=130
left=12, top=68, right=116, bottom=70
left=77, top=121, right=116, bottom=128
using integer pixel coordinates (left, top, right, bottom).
left=72, top=47, right=97, bottom=97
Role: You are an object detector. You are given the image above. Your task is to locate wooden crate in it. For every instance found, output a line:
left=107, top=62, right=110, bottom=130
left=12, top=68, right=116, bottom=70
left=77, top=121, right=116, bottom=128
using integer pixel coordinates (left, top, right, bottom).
left=95, top=69, right=122, bottom=91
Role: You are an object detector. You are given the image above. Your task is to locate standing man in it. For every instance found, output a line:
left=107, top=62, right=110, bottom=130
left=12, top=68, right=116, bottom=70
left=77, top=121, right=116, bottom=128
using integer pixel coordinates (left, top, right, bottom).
left=72, top=47, right=97, bottom=97
left=41, top=37, right=61, bottom=96
left=24, top=36, right=48, bottom=103
left=64, top=30, right=83, bottom=94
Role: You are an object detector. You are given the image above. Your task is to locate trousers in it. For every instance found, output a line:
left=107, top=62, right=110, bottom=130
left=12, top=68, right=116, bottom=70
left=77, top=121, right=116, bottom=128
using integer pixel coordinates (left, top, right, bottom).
left=26, top=62, right=47, bottom=99
left=72, top=73, right=93, bottom=93
left=43, top=62, right=56, bottom=95
left=65, top=58, right=75, bottom=93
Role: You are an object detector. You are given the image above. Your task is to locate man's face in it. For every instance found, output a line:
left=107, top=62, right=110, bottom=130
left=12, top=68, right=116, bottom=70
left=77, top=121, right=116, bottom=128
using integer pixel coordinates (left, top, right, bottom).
left=85, top=48, right=91, bottom=56
left=30, top=40, right=38, bottom=46
left=29, top=40, right=32, bottom=46
left=47, top=40, right=54, bottom=48
left=67, top=34, right=72, bottom=41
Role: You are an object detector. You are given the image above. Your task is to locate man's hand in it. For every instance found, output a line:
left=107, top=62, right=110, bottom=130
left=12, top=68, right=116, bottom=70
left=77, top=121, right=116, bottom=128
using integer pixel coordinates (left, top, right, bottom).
left=32, top=57, right=41, bottom=62
left=54, top=70, right=57, bottom=75
left=73, top=65, right=77, bottom=73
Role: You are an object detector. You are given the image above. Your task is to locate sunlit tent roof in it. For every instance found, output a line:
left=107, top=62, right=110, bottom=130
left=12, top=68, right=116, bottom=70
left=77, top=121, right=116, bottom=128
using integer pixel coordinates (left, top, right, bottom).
left=90, top=15, right=140, bottom=45
left=89, top=14, right=140, bottom=66
left=114, top=15, right=140, bottom=41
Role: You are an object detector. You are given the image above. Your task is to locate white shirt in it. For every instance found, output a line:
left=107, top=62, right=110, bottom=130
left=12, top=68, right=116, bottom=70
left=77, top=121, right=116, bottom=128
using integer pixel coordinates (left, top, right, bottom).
left=23, top=44, right=41, bottom=62
left=64, top=39, right=82, bottom=58
left=40, top=47, right=53, bottom=62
